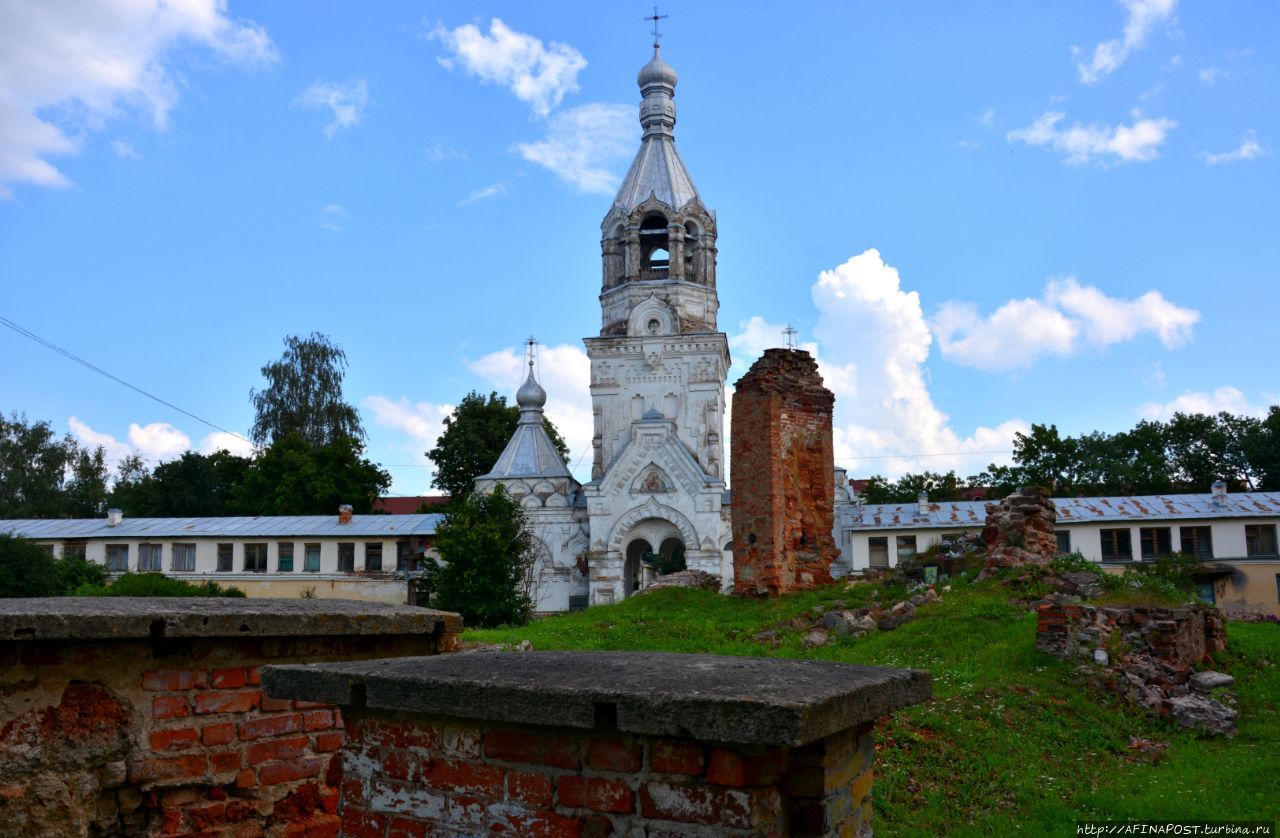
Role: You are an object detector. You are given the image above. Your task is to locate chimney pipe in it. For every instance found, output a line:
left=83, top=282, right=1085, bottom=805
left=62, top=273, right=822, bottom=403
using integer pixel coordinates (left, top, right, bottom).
left=1211, top=480, right=1227, bottom=508
left=106, top=508, right=123, bottom=527
left=917, top=491, right=929, bottom=517
left=338, top=504, right=353, bottom=524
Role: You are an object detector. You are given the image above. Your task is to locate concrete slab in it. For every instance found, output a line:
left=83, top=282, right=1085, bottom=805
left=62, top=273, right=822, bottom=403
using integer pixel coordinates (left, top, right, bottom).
left=264, top=650, right=931, bottom=747
left=0, top=598, right=461, bottom=640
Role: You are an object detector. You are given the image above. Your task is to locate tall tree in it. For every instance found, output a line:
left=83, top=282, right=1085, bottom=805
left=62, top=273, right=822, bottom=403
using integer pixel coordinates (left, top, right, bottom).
left=107, top=450, right=251, bottom=517
left=427, top=391, right=570, bottom=498
left=61, top=443, right=109, bottom=518
left=250, top=332, right=365, bottom=448
left=0, top=413, right=73, bottom=518
left=232, top=432, right=390, bottom=515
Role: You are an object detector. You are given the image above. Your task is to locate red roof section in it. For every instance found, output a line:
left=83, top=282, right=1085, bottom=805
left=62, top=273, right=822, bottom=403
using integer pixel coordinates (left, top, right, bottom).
left=374, top=496, right=448, bottom=515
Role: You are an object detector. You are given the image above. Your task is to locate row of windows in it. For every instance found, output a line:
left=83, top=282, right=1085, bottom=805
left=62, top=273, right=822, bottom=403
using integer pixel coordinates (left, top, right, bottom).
left=99, top=542, right=419, bottom=574
left=866, top=523, right=1280, bottom=567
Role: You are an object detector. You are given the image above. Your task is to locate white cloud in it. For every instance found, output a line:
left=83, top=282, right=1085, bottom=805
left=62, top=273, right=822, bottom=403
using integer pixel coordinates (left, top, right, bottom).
left=319, top=203, right=346, bottom=232
left=1007, top=110, right=1175, bottom=164
left=515, top=103, right=634, bottom=193
left=1138, top=386, right=1270, bottom=420
left=424, top=142, right=468, bottom=162
left=0, top=0, right=276, bottom=197
left=110, top=139, right=139, bottom=159
left=197, top=431, right=254, bottom=457
left=295, top=80, right=368, bottom=138
left=68, top=416, right=195, bottom=468
left=1199, top=131, right=1266, bottom=165
left=1075, top=0, right=1177, bottom=84
left=459, top=181, right=508, bottom=206
left=780, top=249, right=1031, bottom=478
left=467, top=343, right=593, bottom=477
left=1198, top=66, right=1243, bottom=86
left=933, top=276, right=1198, bottom=372
left=977, top=107, right=995, bottom=129
left=430, top=18, right=586, bottom=117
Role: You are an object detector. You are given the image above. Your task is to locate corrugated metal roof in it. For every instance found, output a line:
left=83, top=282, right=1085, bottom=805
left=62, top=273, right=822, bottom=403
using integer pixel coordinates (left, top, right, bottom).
left=0, top=514, right=442, bottom=540
left=849, top=492, right=1280, bottom=531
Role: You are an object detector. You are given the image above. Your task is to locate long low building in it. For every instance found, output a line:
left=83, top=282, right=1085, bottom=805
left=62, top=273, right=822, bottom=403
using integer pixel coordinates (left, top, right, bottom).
left=836, top=489, right=1280, bottom=618
left=1, top=508, right=440, bottom=605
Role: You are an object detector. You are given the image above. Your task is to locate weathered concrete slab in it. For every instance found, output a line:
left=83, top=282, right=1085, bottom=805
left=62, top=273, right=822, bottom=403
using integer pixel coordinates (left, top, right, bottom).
left=264, top=651, right=931, bottom=747
left=0, top=598, right=461, bottom=641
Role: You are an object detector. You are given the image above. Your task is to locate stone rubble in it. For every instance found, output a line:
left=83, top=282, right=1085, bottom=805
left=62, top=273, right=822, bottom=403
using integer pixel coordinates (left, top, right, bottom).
left=638, top=569, right=722, bottom=593
left=981, top=486, right=1059, bottom=572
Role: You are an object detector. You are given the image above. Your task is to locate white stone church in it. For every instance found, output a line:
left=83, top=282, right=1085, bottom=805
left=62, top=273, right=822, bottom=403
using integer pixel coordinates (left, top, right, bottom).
left=476, top=45, right=734, bottom=613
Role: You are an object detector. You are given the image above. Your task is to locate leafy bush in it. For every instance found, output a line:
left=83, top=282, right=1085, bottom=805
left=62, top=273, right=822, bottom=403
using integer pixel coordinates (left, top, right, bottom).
left=0, top=533, right=59, bottom=597
left=419, top=487, right=536, bottom=628
left=74, top=572, right=246, bottom=597
left=54, top=553, right=104, bottom=594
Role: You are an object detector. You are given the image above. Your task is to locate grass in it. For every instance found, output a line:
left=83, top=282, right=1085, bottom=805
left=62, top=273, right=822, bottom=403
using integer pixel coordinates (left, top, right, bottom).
left=466, top=576, right=1280, bottom=836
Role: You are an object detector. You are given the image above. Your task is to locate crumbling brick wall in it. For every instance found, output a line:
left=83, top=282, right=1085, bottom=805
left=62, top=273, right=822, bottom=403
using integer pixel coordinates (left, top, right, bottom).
left=732, top=348, right=837, bottom=596
left=336, top=713, right=875, bottom=836
left=1035, top=602, right=1226, bottom=665
left=982, top=486, right=1058, bottom=570
left=0, top=605, right=460, bottom=836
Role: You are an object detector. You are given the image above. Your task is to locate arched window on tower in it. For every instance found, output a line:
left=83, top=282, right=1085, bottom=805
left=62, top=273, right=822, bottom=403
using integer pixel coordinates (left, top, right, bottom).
left=639, top=214, right=669, bottom=279
left=683, top=221, right=701, bottom=283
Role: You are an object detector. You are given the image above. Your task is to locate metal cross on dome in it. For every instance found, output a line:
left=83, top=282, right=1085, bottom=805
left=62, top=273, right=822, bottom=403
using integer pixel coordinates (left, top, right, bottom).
left=783, top=325, right=797, bottom=349
left=645, top=6, right=668, bottom=48
left=525, top=335, right=538, bottom=370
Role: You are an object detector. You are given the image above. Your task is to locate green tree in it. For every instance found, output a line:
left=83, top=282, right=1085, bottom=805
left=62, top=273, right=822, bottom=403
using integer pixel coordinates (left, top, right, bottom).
left=55, top=553, right=104, bottom=594
left=74, top=572, right=245, bottom=597
left=428, top=391, right=570, bottom=498
left=108, top=450, right=251, bottom=517
left=424, top=488, right=535, bottom=628
left=250, top=332, right=365, bottom=448
left=232, top=432, right=390, bottom=515
left=0, top=534, right=59, bottom=597
left=0, top=413, right=72, bottom=517
left=62, top=443, right=110, bottom=518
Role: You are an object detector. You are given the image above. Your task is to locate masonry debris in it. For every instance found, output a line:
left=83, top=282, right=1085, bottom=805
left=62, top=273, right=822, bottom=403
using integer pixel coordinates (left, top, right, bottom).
left=637, top=568, right=721, bottom=593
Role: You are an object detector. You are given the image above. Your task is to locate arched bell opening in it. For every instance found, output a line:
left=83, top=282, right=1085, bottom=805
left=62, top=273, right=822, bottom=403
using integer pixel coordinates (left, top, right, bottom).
left=623, top=538, right=652, bottom=597
left=639, top=214, right=670, bottom=279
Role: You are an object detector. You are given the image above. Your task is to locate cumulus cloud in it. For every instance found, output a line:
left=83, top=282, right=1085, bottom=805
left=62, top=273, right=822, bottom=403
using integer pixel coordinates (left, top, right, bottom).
left=1074, top=0, right=1177, bottom=84
left=778, top=249, right=1032, bottom=478
left=295, top=80, right=368, bottom=138
left=110, top=140, right=140, bottom=159
left=932, top=277, right=1198, bottom=372
left=1138, top=386, right=1270, bottom=420
left=198, top=431, right=254, bottom=457
left=1199, top=131, right=1266, bottom=165
left=363, top=395, right=454, bottom=485
left=459, top=181, right=508, bottom=206
left=424, top=142, right=468, bottom=162
left=467, top=343, right=594, bottom=476
left=0, top=0, right=276, bottom=197
left=430, top=18, right=586, bottom=117
left=515, top=103, right=634, bottom=194
left=68, top=416, right=199, bottom=469
left=1007, top=110, right=1176, bottom=164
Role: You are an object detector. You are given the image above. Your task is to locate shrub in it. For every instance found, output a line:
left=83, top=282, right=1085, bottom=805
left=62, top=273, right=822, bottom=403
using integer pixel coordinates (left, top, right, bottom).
left=74, top=572, right=246, bottom=597
left=55, top=553, right=105, bottom=594
left=420, top=487, right=536, bottom=628
left=0, top=533, right=59, bottom=597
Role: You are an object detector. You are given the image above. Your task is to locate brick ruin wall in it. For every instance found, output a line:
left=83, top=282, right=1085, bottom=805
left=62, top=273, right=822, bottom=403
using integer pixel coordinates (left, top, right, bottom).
left=982, top=486, right=1058, bottom=570
left=732, top=348, right=837, bottom=597
left=0, top=632, right=457, bottom=836
left=1036, top=602, right=1226, bottom=666
left=336, top=713, right=875, bottom=837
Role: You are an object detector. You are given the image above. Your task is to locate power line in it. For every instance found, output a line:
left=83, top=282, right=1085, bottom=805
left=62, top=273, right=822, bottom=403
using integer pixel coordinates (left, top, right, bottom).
left=836, top=449, right=1012, bottom=461
left=0, top=314, right=253, bottom=446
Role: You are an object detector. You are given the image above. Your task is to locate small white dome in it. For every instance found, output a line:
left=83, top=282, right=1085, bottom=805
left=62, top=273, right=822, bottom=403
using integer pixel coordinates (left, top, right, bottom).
left=516, top=367, right=547, bottom=409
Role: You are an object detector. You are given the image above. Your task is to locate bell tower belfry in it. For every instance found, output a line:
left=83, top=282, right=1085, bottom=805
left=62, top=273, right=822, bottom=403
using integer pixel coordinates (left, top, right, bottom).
left=583, top=42, right=731, bottom=604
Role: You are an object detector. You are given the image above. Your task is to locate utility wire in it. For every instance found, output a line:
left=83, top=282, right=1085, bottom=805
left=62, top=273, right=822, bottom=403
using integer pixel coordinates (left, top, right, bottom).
left=0, top=314, right=253, bottom=446
left=836, top=449, right=1012, bottom=461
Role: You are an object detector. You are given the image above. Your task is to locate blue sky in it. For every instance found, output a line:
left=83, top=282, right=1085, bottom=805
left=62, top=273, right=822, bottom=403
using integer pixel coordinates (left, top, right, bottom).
left=1, top=1, right=1276, bottom=496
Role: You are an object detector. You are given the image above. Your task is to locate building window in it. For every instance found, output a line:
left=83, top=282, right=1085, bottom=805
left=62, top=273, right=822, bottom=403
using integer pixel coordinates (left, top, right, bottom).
left=895, top=535, right=917, bottom=564
left=171, top=543, right=196, bottom=572
left=396, top=541, right=414, bottom=571
left=365, top=543, right=383, bottom=572
left=63, top=541, right=87, bottom=559
left=37, top=544, right=55, bottom=557
left=1100, top=529, right=1132, bottom=562
left=1195, top=580, right=1216, bottom=605
left=278, top=543, right=294, bottom=573
left=138, top=543, right=163, bottom=572
left=1055, top=530, right=1071, bottom=554
left=868, top=537, right=889, bottom=569
left=304, top=543, right=321, bottom=573
left=1245, top=524, right=1278, bottom=557
left=1179, top=526, right=1213, bottom=560
left=1140, top=527, right=1173, bottom=560
left=106, top=544, right=129, bottom=572
left=217, top=543, right=233, bottom=572
left=244, top=543, right=268, bottom=573
left=338, top=543, right=355, bottom=572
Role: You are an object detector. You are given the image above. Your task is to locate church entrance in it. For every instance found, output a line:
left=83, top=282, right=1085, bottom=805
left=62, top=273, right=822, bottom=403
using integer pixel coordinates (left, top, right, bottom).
left=620, top=517, right=686, bottom=597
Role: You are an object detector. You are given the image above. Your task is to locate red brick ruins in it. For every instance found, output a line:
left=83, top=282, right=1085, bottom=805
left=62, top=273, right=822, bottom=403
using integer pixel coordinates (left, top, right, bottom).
left=0, top=599, right=459, bottom=836
left=732, top=348, right=838, bottom=596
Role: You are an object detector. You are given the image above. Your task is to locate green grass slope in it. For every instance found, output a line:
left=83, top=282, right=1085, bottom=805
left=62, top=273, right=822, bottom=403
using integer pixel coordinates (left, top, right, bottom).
left=466, top=577, right=1280, bottom=836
